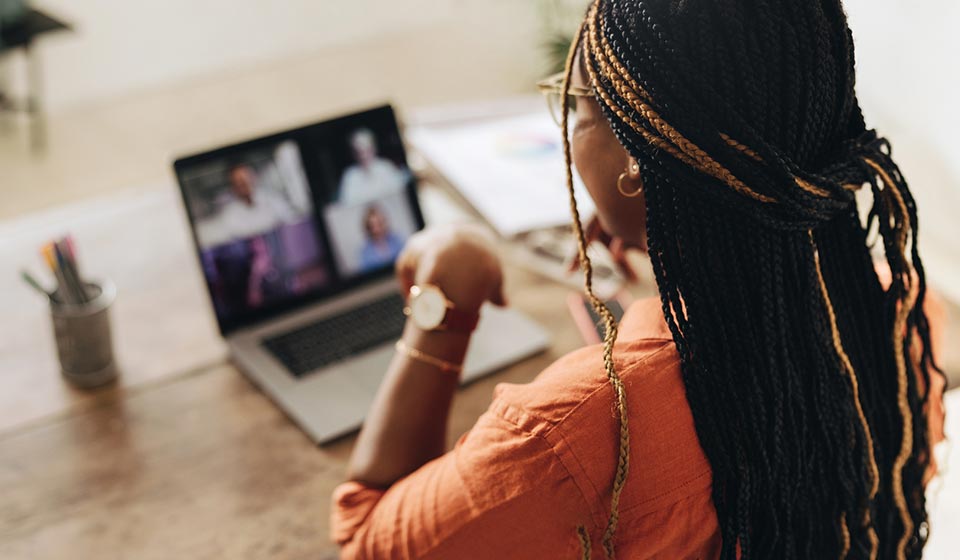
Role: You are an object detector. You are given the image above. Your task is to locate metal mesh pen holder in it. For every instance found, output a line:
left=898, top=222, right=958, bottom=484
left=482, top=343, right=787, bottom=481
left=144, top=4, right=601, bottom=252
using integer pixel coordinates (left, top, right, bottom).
left=50, top=279, right=117, bottom=388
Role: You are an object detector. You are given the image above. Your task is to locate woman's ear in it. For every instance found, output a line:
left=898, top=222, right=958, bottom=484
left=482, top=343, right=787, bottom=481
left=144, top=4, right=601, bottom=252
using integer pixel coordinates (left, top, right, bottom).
left=626, top=157, right=640, bottom=178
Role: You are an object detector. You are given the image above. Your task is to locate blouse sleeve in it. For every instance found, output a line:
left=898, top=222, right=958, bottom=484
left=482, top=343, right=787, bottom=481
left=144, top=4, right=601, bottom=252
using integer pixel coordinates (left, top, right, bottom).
left=921, top=286, right=948, bottom=483
left=330, top=405, right=587, bottom=560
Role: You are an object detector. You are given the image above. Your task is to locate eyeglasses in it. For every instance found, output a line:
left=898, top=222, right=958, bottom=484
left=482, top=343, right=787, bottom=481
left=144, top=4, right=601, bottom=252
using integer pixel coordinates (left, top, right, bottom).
left=537, top=72, right=595, bottom=127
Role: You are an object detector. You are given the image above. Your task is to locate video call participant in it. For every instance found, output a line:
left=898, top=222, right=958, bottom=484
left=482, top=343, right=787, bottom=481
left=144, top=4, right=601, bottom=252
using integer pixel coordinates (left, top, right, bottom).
left=201, top=162, right=300, bottom=247
left=209, top=236, right=280, bottom=316
left=337, top=128, right=408, bottom=205
left=359, top=204, right=404, bottom=272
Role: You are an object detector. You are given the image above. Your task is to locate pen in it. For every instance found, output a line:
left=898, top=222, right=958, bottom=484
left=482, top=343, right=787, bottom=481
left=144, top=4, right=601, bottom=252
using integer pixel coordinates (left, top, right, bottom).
left=54, top=242, right=87, bottom=304
left=56, top=238, right=88, bottom=302
left=21, top=269, right=54, bottom=301
left=65, top=235, right=92, bottom=301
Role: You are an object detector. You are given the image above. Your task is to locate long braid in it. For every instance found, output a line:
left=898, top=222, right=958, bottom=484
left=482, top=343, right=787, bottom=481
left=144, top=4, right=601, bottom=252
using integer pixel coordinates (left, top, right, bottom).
left=561, top=22, right=631, bottom=560
left=560, top=1, right=942, bottom=558
left=811, top=229, right=881, bottom=558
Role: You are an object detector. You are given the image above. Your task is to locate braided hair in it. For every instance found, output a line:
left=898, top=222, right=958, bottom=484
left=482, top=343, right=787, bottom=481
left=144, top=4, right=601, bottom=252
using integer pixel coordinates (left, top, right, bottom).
left=560, top=1, right=943, bottom=559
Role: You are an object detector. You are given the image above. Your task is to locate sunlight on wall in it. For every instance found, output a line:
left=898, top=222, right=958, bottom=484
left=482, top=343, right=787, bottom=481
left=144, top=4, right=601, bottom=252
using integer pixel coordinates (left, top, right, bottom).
left=26, top=0, right=528, bottom=111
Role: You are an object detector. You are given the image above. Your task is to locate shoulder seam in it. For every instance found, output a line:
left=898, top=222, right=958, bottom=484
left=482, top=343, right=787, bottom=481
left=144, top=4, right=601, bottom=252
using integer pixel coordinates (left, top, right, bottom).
left=490, top=341, right=679, bottom=437
left=550, top=341, right=679, bottom=435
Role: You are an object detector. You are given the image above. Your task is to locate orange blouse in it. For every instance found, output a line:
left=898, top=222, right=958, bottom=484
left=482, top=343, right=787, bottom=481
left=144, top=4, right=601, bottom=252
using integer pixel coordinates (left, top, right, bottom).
left=332, top=298, right=720, bottom=559
left=331, top=296, right=945, bottom=559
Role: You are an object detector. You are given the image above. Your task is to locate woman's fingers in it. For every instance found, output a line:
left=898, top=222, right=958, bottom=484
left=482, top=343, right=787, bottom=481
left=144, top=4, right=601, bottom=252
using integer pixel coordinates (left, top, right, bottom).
left=395, top=245, right=419, bottom=298
left=609, top=238, right=638, bottom=281
left=568, top=216, right=639, bottom=281
left=568, top=216, right=602, bottom=273
left=394, top=223, right=506, bottom=311
left=490, top=271, right=508, bottom=307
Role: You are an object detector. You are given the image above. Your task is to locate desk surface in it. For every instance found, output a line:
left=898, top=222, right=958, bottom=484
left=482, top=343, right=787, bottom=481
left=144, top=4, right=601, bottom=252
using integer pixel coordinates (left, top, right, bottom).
left=0, top=257, right=595, bottom=559
left=1, top=179, right=958, bottom=558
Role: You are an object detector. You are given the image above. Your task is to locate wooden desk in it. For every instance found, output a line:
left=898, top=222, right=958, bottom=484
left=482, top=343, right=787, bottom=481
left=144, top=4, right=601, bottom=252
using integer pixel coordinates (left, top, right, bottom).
left=0, top=259, right=596, bottom=559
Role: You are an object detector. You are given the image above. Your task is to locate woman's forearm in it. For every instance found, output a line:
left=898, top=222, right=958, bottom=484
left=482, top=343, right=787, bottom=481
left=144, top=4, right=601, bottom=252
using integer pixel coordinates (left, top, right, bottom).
left=346, top=321, right=471, bottom=487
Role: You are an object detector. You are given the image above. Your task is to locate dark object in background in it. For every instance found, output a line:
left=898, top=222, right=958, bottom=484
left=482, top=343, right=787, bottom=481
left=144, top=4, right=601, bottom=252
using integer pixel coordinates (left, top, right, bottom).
left=0, top=5, right=68, bottom=50
left=0, top=1, right=27, bottom=42
left=0, top=6, right=71, bottom=150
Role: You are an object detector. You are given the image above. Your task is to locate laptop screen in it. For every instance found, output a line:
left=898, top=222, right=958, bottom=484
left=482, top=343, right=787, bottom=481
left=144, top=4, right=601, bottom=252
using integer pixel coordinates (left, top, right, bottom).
left=174, top=105, right=424, bottom=335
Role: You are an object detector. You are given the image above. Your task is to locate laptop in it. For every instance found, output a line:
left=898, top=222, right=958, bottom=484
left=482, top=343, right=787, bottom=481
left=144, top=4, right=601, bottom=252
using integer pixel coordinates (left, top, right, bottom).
left=174, top=105, right=550, bottom=443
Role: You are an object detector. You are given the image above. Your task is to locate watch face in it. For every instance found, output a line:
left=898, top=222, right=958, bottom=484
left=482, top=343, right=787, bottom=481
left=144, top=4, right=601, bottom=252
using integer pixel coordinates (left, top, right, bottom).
left=411, top=285, right=446, bottom=330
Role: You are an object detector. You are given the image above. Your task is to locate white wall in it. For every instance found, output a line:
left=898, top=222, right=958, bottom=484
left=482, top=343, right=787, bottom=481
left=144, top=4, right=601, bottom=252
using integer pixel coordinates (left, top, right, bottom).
left=844, top=0, right=960, bottom=300
left=20, top=0, right=508, bottom=111
left=845, top=0, right=960, bottom=178
left=11, top=1, right=956, bottom=148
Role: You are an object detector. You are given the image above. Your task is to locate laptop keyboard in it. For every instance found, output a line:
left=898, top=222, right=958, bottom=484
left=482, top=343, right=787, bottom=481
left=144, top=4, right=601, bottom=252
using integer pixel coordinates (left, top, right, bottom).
left=263, top=292, right=407, bottom=378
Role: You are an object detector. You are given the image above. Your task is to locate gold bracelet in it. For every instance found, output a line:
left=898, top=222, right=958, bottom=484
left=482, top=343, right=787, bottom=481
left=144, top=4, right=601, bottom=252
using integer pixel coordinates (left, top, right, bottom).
left=395, top=340, right=463, bottom=374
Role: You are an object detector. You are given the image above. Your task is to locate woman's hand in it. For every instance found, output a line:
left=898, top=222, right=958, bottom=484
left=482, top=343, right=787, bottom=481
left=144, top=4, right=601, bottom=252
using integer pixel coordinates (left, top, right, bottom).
left=396, top=223, right=507, bottom=313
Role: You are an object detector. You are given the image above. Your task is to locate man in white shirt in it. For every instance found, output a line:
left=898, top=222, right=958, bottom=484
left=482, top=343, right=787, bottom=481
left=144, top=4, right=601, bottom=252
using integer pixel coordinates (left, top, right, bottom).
left=197, top=163, right=300, bottom=248
left=338, top=128, right=409, bottom=206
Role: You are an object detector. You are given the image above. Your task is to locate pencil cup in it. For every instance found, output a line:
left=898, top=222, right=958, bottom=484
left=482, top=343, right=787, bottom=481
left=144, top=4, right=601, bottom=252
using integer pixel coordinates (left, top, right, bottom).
left=50, top=280, right=118, bottom=388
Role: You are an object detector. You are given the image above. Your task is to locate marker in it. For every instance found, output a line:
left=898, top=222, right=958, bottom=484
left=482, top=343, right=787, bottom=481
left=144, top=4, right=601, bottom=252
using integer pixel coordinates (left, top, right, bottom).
left=41, top=242, right=73, bottom=303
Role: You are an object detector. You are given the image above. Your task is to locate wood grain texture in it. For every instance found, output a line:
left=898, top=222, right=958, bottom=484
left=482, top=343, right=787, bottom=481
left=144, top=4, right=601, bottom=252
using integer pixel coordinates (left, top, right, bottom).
left=0, top=364, right=348, bottom=560
left=0, top=253, right=612, bottom=559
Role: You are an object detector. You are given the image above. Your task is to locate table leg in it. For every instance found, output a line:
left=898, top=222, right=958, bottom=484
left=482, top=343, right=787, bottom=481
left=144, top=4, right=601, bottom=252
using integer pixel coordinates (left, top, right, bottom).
left=0, top=56, right=13, bottom=133
left=25, top=40, right=47, bottom=152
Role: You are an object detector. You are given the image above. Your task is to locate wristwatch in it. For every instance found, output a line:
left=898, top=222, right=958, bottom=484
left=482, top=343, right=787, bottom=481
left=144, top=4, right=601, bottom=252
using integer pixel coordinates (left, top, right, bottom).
left=404, top=284, right=480, bottom=333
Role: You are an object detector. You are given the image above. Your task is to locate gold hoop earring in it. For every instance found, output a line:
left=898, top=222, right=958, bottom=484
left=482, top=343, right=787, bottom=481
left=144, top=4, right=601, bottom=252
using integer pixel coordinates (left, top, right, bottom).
left=617, top=171, right=644, bottom=198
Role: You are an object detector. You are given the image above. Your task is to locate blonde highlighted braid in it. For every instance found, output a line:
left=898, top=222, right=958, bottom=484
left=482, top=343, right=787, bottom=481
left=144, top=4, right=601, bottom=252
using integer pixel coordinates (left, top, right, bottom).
left=561, top=21, right=631, bottom=560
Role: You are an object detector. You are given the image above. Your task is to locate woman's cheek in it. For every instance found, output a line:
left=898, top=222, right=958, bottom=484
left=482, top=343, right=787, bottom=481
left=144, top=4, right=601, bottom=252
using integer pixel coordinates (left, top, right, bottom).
left=572, top=133, right=610, bottom=200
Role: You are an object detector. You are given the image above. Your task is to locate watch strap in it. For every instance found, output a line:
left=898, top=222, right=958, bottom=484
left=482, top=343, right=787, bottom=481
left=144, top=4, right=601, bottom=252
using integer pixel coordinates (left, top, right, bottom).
left=443, top=306, right=480, bottom=333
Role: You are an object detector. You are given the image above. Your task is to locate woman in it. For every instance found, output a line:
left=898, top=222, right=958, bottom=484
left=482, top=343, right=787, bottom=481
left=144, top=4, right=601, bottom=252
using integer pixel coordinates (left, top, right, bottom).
left=332, top=0, right=945, bottom=558
left=358, top=204, right=405, bottom=272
